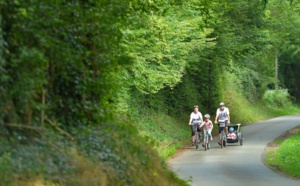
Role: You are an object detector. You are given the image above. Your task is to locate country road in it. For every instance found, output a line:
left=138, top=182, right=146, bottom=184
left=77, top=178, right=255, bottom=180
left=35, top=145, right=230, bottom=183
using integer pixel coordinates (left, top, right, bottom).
left=168, top=115, right=300, bottom=186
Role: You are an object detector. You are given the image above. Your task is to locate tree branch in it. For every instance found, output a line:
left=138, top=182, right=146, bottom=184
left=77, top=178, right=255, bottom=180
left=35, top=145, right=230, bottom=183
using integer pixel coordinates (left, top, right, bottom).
left=45, top=117, right=77, bottom=142
left=4, top=123, right=67, bottom=158
left=5, top=123, right=43, bottom=130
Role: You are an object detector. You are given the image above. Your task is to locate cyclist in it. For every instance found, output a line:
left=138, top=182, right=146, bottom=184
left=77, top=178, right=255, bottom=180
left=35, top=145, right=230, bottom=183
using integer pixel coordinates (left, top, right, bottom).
left=200, top=114, right=213, bottom=147
left=189, top=105, right=203, bottom=146
left=214, top=102, right=230, bottom=145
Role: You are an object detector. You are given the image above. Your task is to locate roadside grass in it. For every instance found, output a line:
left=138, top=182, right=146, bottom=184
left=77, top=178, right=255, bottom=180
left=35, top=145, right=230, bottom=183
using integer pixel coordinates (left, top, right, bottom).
left=225, top=87, right=300, bottom=125
left=136, top=112, right=190, bottom=160
left=265, top=127, right=300, bottom=178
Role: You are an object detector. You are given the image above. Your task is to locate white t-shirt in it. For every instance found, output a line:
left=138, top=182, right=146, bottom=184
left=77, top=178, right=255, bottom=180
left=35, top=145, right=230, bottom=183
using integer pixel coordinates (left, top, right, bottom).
left=216, top=107, right=230, bottom=121
left=202, top=120, right=213, bottom=131
left=190, top=112, right=203, bottom=124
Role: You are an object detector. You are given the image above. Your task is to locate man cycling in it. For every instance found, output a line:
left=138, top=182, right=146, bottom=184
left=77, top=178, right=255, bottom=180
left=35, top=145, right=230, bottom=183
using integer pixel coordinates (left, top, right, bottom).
left=214, top=102, right=230, bottom=145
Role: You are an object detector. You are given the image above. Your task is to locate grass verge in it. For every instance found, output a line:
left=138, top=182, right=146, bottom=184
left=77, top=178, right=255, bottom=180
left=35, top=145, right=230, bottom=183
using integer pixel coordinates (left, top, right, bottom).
left=136, top=112, right=190, bottom=160
left=264, top=126, right=300, bottom=179
left=225, top=86, right=300, bottom=125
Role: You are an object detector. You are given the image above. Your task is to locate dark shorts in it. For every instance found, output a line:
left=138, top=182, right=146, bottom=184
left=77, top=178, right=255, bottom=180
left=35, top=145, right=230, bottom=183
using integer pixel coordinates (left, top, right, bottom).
left=191, top=125, right=202, bottom=136
left=218, top=120, right=228, bottom=134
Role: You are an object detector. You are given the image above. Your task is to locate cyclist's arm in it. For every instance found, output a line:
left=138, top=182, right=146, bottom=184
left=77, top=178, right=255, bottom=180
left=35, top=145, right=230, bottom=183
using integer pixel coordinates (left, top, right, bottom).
left=227, top=109, right=230, bottom=123
left=189, top=116, right=193, bottom=125
left=214, top=115, right=218, bottom=124
left=199, top=122, right=204, bottom=128
left=214, top=109, right=219, bottom=123
left=226, top=108, right=230, bottom=123
left=200, top=113, right=203, bottom=123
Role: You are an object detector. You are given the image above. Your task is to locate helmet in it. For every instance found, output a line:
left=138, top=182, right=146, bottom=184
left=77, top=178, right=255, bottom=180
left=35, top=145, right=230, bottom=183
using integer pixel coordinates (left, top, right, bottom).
left=194, top=105, right=198, bottom=108
left=219, top=102, right=225, bottom=106
left=229, top=127, right=234, bottom=132
left=204, top=114, right=210, bottom=118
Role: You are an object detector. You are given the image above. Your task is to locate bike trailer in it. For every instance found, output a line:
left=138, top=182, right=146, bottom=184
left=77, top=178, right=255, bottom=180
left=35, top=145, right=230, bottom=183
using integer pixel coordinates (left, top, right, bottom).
left=227, top=124, right=244, bottom=145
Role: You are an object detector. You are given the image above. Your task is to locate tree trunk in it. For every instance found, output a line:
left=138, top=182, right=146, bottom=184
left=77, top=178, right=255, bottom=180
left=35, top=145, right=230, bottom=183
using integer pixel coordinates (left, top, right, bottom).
left=275, top=52, right=278, bottom=90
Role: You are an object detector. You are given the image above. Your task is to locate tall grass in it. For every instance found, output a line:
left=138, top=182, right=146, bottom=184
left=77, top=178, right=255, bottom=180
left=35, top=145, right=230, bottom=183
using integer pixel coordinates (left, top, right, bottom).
left=226, top=89, right=300, bottom=125
left=136, top=112, right=190, bottom=159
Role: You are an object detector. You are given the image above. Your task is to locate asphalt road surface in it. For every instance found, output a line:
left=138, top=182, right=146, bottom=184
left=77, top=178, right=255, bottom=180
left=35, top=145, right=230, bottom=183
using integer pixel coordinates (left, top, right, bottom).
left=168, top=115, right=300, bottom=186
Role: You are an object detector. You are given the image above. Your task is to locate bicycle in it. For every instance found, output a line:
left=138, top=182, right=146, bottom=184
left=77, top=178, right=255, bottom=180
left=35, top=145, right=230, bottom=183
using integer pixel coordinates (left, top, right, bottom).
left=191, top=123, right=201, bottom=149
left=218, top=120, right=227, bottom=148
left=203, top=130, right=211, bottom=151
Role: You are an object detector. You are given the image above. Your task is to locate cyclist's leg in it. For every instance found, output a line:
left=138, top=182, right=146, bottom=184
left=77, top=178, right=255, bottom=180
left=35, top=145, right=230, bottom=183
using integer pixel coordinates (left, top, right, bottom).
left=203, top=131, right=207, bottom=143
left=225, top=120, right=228, bottom=134
left=192, top=125, right=199, bottom=144
left=191, top=125, right=195, bottom=144
left=218, top=126, right=223, bottom=141
left=208, top=129, right=213, bottom=140
left=202, top=131, right=207, bottom=147
left=218, top=126, right=223, bottom=145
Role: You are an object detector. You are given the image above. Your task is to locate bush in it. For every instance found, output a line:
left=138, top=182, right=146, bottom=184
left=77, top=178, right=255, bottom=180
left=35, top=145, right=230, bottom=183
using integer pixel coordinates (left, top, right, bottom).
left=263, top=89, right=292, bottom=108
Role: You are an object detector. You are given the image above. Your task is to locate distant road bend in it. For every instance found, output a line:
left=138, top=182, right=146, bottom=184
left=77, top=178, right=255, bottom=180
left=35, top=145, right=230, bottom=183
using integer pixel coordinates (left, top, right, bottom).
left=168, top=115, right=300, bottom=186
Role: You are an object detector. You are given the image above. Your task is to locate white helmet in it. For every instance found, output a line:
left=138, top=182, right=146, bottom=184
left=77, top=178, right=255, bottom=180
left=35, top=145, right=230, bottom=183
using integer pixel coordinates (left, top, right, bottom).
left=219, top=102, right=225, bottom=106
left=204, top=114, right=210, bottom=118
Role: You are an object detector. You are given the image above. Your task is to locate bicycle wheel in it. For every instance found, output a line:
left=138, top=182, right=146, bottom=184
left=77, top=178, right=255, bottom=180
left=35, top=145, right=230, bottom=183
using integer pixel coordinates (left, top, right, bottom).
left=223, top=131, right=227, bottom=147
left=204, top=136, right=207, bottom=151
left=207, top=137, right=210, bottom=150
left=208, top=140, right=210, bottom=150
left=221, top=141, right=223, bottom=148
left=240, top=134, right=243, bottom=146
left=195, top=133, right=199, bottom=149
left=220, top=132, right=223, bottom=149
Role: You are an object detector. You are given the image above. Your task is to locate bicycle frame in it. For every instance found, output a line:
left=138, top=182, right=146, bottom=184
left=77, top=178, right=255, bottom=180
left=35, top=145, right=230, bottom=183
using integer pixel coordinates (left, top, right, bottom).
left=203, top=131, right=211, bottom=151
left=192, top=124, right=200, bottom=149
left=219, top=122, right=227, bottom=148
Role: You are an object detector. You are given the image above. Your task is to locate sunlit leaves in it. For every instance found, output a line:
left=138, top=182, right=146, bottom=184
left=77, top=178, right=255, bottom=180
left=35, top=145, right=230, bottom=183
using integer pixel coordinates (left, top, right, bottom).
left=120, top=1, right=213, bottom=94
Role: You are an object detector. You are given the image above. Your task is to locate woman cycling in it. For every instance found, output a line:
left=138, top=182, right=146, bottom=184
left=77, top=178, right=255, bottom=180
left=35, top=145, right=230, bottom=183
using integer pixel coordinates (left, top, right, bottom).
left=189, top=105, right=203, bottom=146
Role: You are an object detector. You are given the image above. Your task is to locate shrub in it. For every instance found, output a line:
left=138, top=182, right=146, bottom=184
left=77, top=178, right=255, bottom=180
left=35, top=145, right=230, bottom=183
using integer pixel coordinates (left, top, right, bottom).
left=263, top=89, right=292, bottom=108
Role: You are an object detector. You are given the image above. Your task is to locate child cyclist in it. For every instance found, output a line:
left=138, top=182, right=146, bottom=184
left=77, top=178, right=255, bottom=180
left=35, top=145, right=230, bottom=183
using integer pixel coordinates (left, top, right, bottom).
left=200, top=114, right=213, bottom=147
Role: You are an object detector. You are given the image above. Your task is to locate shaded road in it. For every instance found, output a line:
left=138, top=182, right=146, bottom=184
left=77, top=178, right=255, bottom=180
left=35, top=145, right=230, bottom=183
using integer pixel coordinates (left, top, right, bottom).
left=168, top=115, right=300, bottom=186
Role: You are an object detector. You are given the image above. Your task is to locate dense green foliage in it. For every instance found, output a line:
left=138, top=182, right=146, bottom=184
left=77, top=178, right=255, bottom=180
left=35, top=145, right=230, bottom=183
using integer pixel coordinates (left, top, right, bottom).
left=263, top=89, right=292, bottom=107
left=116, top=0, right=300, bottom=159
left=1, top=0, right=300, bottom=185
left=0, top=0, right=188, bottom=185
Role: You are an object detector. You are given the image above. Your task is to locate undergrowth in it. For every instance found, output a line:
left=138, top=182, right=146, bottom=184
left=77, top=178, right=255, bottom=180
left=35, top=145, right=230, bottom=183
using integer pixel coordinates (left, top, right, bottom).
left=136, top=112, right=190, bottom=159
left=0, top=123, right=189, bottom=186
